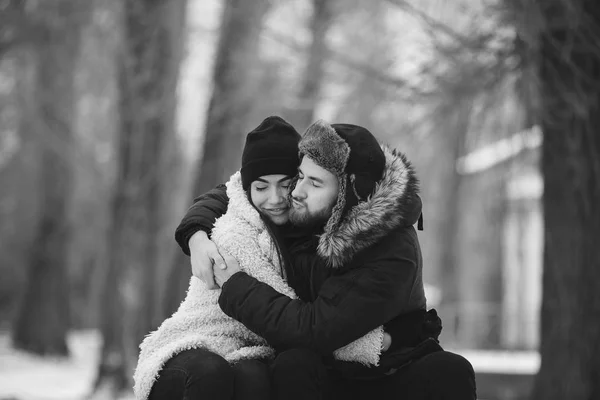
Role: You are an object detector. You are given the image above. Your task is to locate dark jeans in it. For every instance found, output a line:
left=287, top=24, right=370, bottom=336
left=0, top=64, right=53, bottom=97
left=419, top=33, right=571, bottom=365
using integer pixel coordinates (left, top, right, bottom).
left=271, top=348, right=477, bottom=400
left=148, top=348, right=270, bottom=400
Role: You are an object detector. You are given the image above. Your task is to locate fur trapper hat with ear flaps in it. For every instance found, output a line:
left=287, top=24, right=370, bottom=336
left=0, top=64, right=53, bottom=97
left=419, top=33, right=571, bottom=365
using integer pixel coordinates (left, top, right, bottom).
left=298, top=120, right=386, bottom=233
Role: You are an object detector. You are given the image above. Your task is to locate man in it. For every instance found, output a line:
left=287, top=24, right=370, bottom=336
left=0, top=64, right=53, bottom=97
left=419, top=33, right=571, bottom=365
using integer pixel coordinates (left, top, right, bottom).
left=176, top=120, right=476, bottom=399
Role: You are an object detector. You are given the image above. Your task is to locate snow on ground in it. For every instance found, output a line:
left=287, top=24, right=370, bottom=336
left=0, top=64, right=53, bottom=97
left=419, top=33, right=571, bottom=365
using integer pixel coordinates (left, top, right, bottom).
left=0, top=330, right=107, bottom=400
left=454, top=348, right=539, bottom=375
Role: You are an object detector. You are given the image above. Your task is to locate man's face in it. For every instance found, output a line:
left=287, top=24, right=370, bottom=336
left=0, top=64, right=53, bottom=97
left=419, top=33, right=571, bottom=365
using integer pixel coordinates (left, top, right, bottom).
left=289, top=156, right=339, bottom=228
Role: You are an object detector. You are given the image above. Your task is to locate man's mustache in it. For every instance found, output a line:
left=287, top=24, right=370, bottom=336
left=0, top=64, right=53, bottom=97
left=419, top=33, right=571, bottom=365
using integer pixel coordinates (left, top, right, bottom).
left=290, top=196, right=304, bottom=206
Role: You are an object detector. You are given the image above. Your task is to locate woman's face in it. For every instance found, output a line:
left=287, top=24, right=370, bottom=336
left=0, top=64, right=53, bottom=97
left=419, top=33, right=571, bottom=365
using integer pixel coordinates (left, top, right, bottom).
left=250, top=174, right=293, bottom=225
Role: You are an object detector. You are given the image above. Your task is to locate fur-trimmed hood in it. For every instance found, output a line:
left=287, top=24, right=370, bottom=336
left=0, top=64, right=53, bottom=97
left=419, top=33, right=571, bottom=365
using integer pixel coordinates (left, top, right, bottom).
left=317, top=146, right=421, bottom=268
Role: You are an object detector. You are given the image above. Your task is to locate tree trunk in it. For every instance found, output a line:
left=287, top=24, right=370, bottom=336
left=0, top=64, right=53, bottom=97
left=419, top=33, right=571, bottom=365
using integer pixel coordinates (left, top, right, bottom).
left=334, top=0, right=389, bottom=129
left=291, top=0, right=332, bottom=132
left=0, top=0, right=36, bottom=59
left=11, top=0, right=87, bottom=357
left=164, top=0, right=271, bottom=317
left=531, top=1, right=600, bottom=399
left=92, top=0, right=187, bottom=396
left=151, top=0, right=188, bottom=328
left=194, top=0, right=271, bottom=194
left=68, top=0, right=121, bottom=330
left=431, top=99, right=471, bottom=312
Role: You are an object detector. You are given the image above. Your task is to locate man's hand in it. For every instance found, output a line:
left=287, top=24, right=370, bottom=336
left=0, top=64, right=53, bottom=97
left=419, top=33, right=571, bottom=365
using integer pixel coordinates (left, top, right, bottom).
left=382, top=332, right=392, bottom=352
left=188, top=231, right=228, bottom=289
left=214, top=256, right=241, bottom=287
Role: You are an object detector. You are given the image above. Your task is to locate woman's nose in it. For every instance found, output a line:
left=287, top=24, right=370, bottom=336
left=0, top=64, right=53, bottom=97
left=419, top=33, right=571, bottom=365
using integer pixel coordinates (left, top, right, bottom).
left=270, top=187, right=285, bottom=203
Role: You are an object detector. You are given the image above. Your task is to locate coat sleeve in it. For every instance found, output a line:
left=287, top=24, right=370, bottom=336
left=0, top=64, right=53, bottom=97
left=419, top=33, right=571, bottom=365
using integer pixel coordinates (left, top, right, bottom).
left=218, top=230, right=420, bottom=354
left=174, top=184, right=229, bottom=255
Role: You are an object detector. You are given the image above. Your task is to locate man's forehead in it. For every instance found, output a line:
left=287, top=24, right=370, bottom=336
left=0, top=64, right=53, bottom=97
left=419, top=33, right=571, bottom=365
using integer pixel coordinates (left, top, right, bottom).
left=300, top=156, right=336, bottom=179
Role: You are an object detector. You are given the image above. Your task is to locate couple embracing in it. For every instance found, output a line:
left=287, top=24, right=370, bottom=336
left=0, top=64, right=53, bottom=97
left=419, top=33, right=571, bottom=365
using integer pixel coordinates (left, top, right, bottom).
left=134, top=116, right=476, bottom=399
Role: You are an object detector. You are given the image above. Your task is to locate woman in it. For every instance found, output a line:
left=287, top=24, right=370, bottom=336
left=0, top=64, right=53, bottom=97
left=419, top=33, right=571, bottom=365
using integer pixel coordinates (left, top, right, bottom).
left=133, top=116, right=384, bottom=400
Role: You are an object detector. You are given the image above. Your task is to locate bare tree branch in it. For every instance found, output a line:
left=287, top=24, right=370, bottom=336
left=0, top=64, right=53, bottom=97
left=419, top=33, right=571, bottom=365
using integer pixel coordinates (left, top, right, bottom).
left=262, top=26, right=427, bottom=97
left=382, top=0, right=474, bottom=47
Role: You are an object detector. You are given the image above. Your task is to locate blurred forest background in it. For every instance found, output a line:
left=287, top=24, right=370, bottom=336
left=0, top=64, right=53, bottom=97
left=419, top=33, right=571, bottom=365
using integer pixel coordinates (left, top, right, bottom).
left=0, top=0, right=598, bottom=399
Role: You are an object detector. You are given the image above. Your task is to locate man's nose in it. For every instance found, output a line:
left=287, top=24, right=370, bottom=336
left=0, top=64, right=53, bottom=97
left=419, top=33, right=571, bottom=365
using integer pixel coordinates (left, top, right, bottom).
left=291, top=180, right=306, bottom=199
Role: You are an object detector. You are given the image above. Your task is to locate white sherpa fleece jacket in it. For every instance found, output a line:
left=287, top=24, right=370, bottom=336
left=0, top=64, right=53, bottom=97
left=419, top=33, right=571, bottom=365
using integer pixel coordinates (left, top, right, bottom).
left=133, top=171, right=383, bottom=399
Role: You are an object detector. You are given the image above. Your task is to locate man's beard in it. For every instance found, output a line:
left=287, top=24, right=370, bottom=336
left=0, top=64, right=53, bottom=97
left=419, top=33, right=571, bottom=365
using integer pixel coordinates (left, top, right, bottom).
left=289, top=201, right=332, bottom=230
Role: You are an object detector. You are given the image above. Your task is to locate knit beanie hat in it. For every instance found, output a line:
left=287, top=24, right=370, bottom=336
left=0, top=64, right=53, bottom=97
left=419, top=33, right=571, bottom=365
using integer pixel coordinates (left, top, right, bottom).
left=298, top=120, right=386, bottom=231
left=241, top=116, right=301, bottom=190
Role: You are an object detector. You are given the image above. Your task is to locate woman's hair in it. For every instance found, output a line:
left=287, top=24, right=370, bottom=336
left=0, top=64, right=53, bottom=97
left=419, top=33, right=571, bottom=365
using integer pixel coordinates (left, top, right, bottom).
left=245, top=190, right=293, bottom=278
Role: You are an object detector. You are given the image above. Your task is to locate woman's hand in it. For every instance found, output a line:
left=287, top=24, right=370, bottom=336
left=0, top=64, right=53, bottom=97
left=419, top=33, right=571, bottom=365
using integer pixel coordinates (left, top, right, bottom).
left=189, top=231, right=237, bottom=289
left=213, top=256, right=242, bottom=287
left=382, top=332, right=392, bottom=352
left=189, top=231, right=222, bottom=289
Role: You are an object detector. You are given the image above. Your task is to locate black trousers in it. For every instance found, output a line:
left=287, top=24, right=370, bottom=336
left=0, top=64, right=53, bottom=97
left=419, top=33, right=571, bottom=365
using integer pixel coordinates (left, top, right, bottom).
left=271, top=348, right=477, bottom=400
left=149, top=347, right=476, bottom=400
left=148, top=348, right=270, bottom=400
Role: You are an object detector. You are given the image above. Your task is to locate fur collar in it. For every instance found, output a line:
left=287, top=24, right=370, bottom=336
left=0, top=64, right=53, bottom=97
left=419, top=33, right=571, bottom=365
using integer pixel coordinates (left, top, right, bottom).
left=317, top=146, right=420, bottom=268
